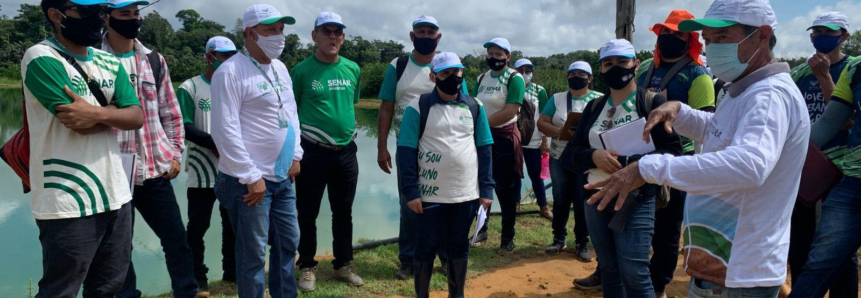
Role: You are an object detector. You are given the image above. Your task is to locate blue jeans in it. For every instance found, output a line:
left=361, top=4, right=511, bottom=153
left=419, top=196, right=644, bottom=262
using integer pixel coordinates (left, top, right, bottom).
left=415, top=200, right=480, bottom=262
left=523, top=148, right=548, bottom=207
left=216, top=172, right=300, bottom=298
left=688, top=279, right=778, bottom=298
left=789, top=176, right=861, bottom=298
left=549, top=158, right=589, bottom=246
left=585, top=189, right=656, bottom=298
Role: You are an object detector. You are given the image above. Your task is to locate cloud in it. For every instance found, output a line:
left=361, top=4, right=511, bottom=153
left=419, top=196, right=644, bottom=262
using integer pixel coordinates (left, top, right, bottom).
left=774, top=1, right=861, bottom=58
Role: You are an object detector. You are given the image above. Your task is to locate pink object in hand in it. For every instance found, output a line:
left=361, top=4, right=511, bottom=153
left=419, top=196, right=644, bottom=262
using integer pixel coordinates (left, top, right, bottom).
left=540, top=153, right=550, bottom=180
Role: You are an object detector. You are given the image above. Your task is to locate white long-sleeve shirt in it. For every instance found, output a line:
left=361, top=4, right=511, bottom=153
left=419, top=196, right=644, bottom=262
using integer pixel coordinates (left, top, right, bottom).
left=638, top=63, right=809, bottom=288
left=210, top=53, right=302, bottom=184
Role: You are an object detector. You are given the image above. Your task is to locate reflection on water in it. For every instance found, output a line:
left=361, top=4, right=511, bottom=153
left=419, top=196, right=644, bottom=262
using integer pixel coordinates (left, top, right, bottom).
left=0, top=90, right=534, bottom=296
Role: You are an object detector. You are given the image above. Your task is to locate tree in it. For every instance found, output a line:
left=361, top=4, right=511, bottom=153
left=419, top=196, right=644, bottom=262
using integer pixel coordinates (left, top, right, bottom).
left=842, top=30, right=861, bottom=57
left=139, top=11, right=174, bottom=52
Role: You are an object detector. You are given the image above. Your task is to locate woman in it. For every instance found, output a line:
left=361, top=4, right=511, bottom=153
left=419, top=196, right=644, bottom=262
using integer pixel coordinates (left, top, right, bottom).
left=470, top=37, right=525, bottom=255
left=559, top=39, right=681, bottom=297
left=514, top=58, right=552, bottom=220
left=537, top=61, right=602, bottom=264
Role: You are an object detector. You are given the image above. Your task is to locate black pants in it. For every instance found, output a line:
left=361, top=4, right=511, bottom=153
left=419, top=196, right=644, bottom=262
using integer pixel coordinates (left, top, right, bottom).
left=296, top=141, right=359, bottom=270
left=416, top=200, right=480, bottom=262
left=117, top=178, right=198, bottom=298
left=36, top=203, right=132, bottom=298
left=186, top=187, right=236, bottom=282
left=649, top=188, right=685, bottom=293
left=788, top=199, right=858, bottom=296
left=550, top=159, right=589, bottom=246
left=478, top=134, right=521, bottom=244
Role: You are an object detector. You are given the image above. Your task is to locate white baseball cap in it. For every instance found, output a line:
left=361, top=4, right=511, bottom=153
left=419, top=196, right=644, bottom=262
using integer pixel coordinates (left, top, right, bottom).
left=678, top=0, right=778, bottom=32
left=483, top=37, right=511, bottom=53
left=107, top=0, right=149, bottom=8
left=514, top=59, right=533, bottom=69
left=568, top=61, right=592, bottom=75
left=432, top=52, right=464, bottom=73
left=413, top=15, right=439, bottom=29
left=205, top=36, right=237, bottom=53
left=315, top=12, right=346, bottom=28
left=809, top=12, right=849, bottom=31
left=599, top=39, right=636, bottom=60
left=243, top=4, right=295, bottom=29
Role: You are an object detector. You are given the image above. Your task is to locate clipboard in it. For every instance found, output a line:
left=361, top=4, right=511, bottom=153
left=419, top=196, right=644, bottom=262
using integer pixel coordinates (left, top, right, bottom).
left=558, top=112, right=582, bottom=141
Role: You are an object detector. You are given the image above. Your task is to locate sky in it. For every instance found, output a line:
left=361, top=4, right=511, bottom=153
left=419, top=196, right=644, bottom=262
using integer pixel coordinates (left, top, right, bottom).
left=1, top=0, right=859, bottom=59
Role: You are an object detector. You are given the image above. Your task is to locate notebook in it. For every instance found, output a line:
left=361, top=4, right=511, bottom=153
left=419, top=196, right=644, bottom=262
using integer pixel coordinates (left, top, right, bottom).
left=599, top=118, right=655, bottom=155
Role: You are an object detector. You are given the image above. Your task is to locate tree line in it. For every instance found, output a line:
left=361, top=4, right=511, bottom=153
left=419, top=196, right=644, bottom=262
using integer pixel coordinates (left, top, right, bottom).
left=0, top=4, right=853, bottom=97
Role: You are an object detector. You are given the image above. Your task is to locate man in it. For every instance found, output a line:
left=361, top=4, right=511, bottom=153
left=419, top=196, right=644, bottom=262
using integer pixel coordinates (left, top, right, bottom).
left=210, top=4, right=302, bottom=298
left=292, top=11, right=364, bottom=291
left=633, top=10, right=715, bottom=297
left=27, top=0, right=143, bottom=296
left=588, top=0, right=809, bottom=296
left=377, top=15, right=449, bottom=280
left=177, top=36, right=239, bottom=295
left=787, top=11, right=857, bottom=296
left=102, top=1, right=195, bottom=297
left=514, top=58, right=552, bottom=221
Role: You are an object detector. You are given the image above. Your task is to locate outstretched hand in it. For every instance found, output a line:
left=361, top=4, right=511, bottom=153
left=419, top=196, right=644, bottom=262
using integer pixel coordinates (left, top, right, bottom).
left=642, top=101, right=681, bottom=143
left=584, top=162, right=646, bottom=211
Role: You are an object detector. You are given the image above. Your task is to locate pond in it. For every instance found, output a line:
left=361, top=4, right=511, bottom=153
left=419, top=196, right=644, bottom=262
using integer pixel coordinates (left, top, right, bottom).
left=0, top=87, right=541, bottom=296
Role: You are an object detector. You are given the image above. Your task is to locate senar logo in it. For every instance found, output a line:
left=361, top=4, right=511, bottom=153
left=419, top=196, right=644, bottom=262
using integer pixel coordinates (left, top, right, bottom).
left=71, top=76, right=88, bottom=96
left=199, top=98, right=212, bottom=112
left=311, top=80, right=325, bottom=92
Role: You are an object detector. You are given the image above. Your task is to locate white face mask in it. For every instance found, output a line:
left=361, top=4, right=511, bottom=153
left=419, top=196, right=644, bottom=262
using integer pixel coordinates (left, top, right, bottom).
left=255, top=32, right=285, bottom=60
left=523, top=73, right=533, bottom=85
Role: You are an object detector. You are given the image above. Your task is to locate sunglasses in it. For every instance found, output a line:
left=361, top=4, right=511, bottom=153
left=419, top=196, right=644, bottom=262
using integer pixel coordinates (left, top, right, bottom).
left=56, top=4, right=108, bottom=19
left=605, top=105, right=618, bottom=130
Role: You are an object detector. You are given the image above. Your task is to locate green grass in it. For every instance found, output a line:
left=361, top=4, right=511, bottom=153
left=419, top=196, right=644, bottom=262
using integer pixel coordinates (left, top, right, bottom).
left=143, top=203, right=576, bottom=298
left=355, top=98, right=382, bottom=109
left=0, top=77, right=21, bottom=88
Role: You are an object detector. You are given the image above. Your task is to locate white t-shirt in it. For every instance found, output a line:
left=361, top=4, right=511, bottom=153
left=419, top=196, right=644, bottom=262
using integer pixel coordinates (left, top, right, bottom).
left=116, top=52, right=138, bottom=96
left=210, top=54, right=303, bottom=184
left=522, top=83, right=546, bottom=149
left=587, top=93, right=639, bottom=185
left=638, top=64, right=809, bottom=288
left=380, top=55, right=435, bottom=132
left=178, top=75, right=219, bottom=188
left=544, top=91, right=603, bottom=159
left=474, top=68, right=525, bottom=128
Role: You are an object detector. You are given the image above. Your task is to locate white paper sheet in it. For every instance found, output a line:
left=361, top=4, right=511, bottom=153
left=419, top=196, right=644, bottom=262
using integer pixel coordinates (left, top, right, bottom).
left=471, top=205, right=488, bottom=246
left=599, top=118, right=655, bottom=156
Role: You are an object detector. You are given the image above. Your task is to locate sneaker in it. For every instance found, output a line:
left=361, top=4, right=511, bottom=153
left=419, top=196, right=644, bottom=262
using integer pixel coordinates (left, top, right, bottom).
left=573, top=270, right=602, bottom=290
left=540, top=205, right=553, bottom=220
left=574, top=244, right=594, bottom=262
left=298, top=267, right=317, bottom=292
left=195, top=278, right=210, bottom=298
left=333, top=264, right=365, bottom=287
left=497, top=241, right=515, bottom=255
left=470, top=230, right=488, bottom=247
left=545, top=242, right=567, bottom=254
left=394, top=265, right=413, bottom=280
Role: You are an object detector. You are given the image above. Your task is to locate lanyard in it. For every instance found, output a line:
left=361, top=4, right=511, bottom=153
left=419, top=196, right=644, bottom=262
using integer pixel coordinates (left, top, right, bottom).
left=242, top=48, right=283, bottom=108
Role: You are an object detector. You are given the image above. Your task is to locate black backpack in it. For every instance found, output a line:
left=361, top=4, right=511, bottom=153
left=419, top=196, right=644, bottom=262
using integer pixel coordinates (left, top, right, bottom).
left=417, top=93, right=480, bottom=140
left=478, top=71, right=534, bottom=145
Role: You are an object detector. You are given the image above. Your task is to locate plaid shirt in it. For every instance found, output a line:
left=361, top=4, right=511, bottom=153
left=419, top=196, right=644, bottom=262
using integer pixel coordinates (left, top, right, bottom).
left=103, top=39, right=185, bottom=184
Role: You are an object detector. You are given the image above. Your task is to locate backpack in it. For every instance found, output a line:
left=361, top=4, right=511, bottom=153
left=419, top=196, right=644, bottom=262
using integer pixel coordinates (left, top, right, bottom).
left=395, top=55, right=409, bottom=82
left=0, top=48, right=113, bottom=193
left=478, top=71, right=534, bottom=145
left=148, top=50, right=164, bottom=93
left=418, top=93, right=480, bottom=140
left=641, top=55, right=693, bottom=93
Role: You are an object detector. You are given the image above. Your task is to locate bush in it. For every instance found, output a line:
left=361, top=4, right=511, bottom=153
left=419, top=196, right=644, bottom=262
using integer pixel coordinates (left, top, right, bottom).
left=360, top=62, right=388, bottom=99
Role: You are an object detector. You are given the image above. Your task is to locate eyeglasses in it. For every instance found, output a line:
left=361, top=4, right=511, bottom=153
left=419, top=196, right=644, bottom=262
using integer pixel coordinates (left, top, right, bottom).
left=605, top=105, right=618, bottom=130
left=318, top=28, right=344, bottom=38
left=56, top=5, right=108, bottom=19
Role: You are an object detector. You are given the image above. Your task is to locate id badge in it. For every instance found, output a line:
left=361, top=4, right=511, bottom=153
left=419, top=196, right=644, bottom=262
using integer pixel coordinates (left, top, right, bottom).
left=278, top=108, right=289, bottom=129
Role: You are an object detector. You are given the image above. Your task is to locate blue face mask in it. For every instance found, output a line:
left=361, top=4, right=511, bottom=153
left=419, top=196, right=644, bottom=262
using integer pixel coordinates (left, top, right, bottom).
left=706, top=29, right=761, bottom=82
left=812, top=34, right=842, bottom=54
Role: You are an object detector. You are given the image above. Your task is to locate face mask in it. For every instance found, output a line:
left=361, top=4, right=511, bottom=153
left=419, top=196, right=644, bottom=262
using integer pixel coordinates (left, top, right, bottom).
left=812, top=34, right=842, bottom=54
left=523, top=73, right=533, bottom=85
left=601, top=65, right=637, bottom=90
left=413, top=36, right=438, bottom=55
left=255, top=32, right=285, bottom=60
left=568, top=76, right=589, bottom=90
left=657, top=34, right=688, bottom=60
left=212, top=59, right=223, bottom=70
left=706, top=29, right=760, bottom=82
left=60, top=12, right=106, bottom=47
left=436, top=73, right=464, bottom=96
left=109, top=16, right=142, bottom=39
left=486, top=57, right=507, bottom=71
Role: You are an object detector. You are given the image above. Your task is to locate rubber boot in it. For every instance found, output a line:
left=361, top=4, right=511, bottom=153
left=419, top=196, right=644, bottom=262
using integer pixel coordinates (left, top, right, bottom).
left=414, top=261, right=434, bottom=298
left=447, top=259, right=468, bottom=298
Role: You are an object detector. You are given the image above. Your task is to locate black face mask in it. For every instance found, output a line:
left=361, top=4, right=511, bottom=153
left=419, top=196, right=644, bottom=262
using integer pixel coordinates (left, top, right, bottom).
left=413, top=37, right=438, bottom=55
left=60, top=13, right=106, bottom=47
left=436, top=73, right=464, bottom=96
left=657, top=34, right=688, bottom=60
left=601, top=65, right=637, bottom=90
left=486, top=57, right=507, bottom=71
left=568, top=76, right=589, bottom=90
left=109, top=16, right=142, bottom=39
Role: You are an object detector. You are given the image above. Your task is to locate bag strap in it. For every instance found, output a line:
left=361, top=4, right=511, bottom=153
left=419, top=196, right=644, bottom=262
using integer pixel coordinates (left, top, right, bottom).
left=418, top=93, right=432, bottom=140
left=148, top=50, right=163, bottom=93
left=658, top=55, right=693, bottom=91
left=478, top=73, right=486, bottom=90
left=645, top=91, right=657, bottom=114
left=566, top=92, right=572, bottom=113
left=463, top=94, right=480, bottom=128
left=507, top=71, right=518, bottom=87
left=53, top=48, right=109, bottom=107
left=395, top=55, right=409, bottom=82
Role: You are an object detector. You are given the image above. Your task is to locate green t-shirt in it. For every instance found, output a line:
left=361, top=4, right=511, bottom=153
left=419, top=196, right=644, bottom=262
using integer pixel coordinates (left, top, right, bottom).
left=291, top=55, right=362, bottom=146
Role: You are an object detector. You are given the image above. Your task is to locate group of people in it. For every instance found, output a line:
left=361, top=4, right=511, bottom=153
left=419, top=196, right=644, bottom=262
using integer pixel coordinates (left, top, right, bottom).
left=11, top=0, right=861, bottom=297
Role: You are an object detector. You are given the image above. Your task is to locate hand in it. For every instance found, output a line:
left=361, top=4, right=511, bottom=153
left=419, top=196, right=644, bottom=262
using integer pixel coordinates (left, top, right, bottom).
left=584, top=162, right=647, bottom=211
left=56, top=86, right=103, bottom=130
left=539, top=139, right=550, bottom=156
left=162, top=159, right=181, bottom=180
left=288, top=160, right=300, bottom=183
left=407, top=198, right=423, bottom=214
left=809, top=53, right=831, bottom=79
left=377, top=148, right=392, bottom=174
left=244, top=179, right=266, bottom=206
left=592, top=149, right=622, bottom=174
left=643, top=101, right=682, bottom=143
left=479, top=198, right=492, bottom=210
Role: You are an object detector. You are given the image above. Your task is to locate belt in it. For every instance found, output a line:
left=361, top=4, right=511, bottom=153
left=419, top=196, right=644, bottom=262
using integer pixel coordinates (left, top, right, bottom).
left=301, top=134, right=357, bottom=151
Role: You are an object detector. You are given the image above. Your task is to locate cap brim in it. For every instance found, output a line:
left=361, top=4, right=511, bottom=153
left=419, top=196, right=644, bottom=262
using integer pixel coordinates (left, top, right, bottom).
left=483, top=42, right=510, bottom=52
left=567, top=68, right=591, bottom=75
left=516, top=64, right=534, bottom=69
left=214, top=49, right=237, bottom=53
left=107, top=0, right=149, bottom=8
left=678, top=19, right=738, bottom=32
left=261, top=16, right=296, bottom=25
left=73, top=0, right=111, bottom=6
left=650, top=23, right=680, bottom=34
left=807, top=24, right=843, bottom=31
left=316, top=21, right=346, bottom=28
left=433, top=64, right=464, bottom=73
left=413, top=22, right=439, bottom=29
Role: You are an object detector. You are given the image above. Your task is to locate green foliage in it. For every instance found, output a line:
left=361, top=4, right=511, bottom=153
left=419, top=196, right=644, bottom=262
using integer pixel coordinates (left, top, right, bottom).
left=360, top=62, right=388, bottom=99
left=843, top=29, right=861, bottom=58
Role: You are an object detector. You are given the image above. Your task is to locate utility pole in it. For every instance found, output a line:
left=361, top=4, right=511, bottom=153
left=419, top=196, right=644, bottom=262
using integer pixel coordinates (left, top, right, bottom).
left=616, top=0, right=636, bottom=42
